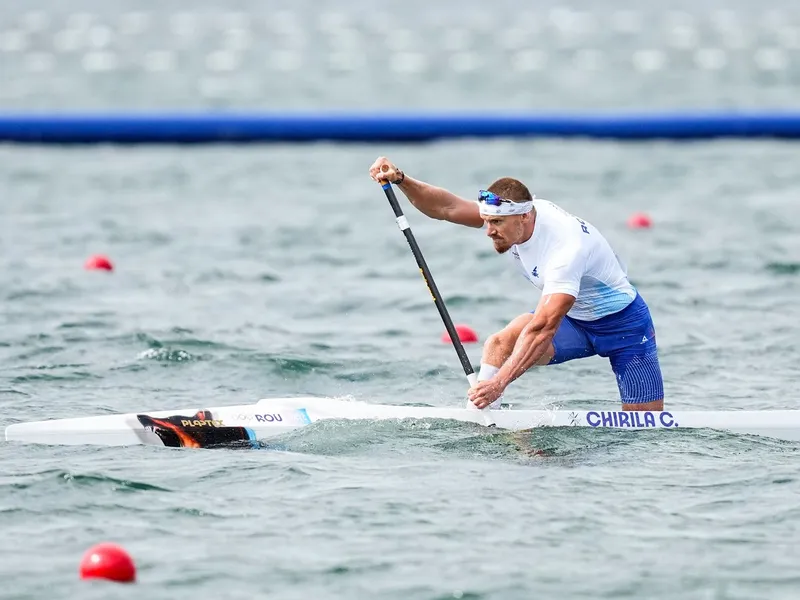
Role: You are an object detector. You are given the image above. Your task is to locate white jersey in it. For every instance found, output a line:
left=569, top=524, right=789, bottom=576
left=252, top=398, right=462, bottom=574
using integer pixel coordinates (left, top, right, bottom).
left=507, top=199, right=636, bottom=321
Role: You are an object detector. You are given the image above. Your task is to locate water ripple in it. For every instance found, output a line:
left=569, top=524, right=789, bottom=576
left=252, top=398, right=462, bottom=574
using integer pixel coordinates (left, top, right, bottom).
left=137, top=348, right=205, bottom=362
left=765, top=261, right=800, bottom=275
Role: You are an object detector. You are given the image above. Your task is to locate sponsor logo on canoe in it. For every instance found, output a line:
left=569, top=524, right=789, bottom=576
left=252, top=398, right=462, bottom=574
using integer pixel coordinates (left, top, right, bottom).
left=254, top=413, right=283, bottom=423
left=586, top=411, right=678, bottom=429
left=136, top=410, right=253, bottom=449
left=180, top=419, right=223, bottom=427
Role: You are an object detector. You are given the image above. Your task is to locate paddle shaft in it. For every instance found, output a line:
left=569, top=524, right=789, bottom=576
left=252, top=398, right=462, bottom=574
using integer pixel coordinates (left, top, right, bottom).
left=380, top=182, right=495, bottom=427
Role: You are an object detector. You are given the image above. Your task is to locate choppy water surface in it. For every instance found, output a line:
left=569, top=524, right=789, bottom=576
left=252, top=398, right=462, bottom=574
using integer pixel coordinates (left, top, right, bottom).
left=2, top=140, right=800, bottom=599
left=3, top=0, right=800, bottom=598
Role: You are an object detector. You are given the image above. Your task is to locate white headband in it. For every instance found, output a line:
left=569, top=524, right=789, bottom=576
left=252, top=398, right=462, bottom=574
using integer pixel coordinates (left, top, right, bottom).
left=477, top=199, right=534, bottom=217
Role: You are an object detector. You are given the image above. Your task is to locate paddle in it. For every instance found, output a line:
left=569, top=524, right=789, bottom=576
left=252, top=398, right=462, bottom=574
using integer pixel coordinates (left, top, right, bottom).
left=379, top=180, right=496, bottom=427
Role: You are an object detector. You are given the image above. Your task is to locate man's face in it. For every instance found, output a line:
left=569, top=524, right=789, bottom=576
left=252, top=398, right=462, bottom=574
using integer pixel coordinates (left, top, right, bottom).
left=483, top=214, right=527, bottom=254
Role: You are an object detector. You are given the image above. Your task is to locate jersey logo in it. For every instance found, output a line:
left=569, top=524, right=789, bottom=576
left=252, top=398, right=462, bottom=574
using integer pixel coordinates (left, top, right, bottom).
left=531, top=267, right=538, bottom=278
left=576, top=217, right=590, bottom=234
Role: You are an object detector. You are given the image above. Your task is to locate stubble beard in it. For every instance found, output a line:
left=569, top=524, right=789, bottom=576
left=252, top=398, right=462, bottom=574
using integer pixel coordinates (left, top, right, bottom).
left=492, top=238, right=511, bottom=254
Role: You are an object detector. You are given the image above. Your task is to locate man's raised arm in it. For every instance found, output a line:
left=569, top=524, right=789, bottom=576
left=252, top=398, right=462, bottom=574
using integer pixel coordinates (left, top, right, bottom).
left=369, top=156, right=483, bottom=228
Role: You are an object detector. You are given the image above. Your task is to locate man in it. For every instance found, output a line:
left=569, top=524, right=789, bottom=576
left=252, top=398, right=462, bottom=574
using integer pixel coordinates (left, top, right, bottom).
left=368, top=156, right=664, bottom=412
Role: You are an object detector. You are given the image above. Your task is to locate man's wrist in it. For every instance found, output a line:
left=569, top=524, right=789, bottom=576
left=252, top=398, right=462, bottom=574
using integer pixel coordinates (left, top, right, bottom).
left=495, top=367, right=513, bottom=390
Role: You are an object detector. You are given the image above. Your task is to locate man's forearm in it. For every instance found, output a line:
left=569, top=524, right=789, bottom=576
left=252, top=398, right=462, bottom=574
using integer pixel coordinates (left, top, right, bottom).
left=396, top=175, right=465, bottom=221
left=496, top=324, right=555, bottom=387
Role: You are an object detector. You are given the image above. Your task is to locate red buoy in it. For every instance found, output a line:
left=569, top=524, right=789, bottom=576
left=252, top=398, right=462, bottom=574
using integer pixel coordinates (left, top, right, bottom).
left=442, top=324, right=479, bottom=344
left=84, top=254, right=114, bottom=271
left=626, top=213, right=653, bottom=229
left=79, top=543, right=136, bottom=583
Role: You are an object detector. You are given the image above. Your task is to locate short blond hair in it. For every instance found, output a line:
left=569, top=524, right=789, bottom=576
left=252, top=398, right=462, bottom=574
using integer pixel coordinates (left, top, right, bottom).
left=486, top=177, right=533, bottom=202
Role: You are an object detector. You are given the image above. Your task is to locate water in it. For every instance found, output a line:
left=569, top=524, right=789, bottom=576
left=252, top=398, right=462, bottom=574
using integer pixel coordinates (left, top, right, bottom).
left=2, top=140, right=800, bottom=599
left=3, top=1, right=800, bottom=599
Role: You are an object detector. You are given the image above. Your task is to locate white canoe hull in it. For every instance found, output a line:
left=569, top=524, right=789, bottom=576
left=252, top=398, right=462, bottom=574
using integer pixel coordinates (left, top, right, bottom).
left=5, top=396, right=800, bottom=447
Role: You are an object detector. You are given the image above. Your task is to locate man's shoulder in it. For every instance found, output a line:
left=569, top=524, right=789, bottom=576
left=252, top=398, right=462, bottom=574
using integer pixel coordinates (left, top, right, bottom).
left=532, top=198, right=568, bottom=213
left=534, top=200, right=587, bottom=240
left=533, top=198, right=586, bottom=225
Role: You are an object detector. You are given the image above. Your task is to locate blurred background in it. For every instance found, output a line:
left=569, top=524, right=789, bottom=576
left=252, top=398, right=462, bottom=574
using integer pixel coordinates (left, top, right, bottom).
left=2, top=0, right=800, bottom=112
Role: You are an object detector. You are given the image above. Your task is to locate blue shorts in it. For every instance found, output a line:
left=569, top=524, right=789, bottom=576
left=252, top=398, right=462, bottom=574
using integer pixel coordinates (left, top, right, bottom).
left=540, top=294, right=664, bottom=404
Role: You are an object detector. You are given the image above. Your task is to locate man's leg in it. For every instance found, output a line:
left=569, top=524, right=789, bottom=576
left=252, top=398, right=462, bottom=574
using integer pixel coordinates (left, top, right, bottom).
left=477, top=313, right=553, bottom=408
left=478, top=313, right=595, bottom=408
left=608, top=339, right=664, bottom=412
left=480, top=314, right=551, bottom=372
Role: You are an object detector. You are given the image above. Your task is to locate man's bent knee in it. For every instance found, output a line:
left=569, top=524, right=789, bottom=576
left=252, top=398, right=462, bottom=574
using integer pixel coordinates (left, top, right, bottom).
left=485, top=333, right=554, bottom=366
left=484, top=331, right=514, bottom=355
left=484, top=314, right=535, bottom=354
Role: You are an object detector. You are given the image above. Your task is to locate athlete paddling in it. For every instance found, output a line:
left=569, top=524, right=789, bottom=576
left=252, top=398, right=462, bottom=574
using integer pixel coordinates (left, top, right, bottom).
left=369, top=157, right=664, bottom=412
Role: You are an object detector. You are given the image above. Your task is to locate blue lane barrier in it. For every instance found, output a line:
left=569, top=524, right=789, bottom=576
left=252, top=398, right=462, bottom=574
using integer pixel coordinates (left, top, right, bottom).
left=2, top=111, right=800, bottom=144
